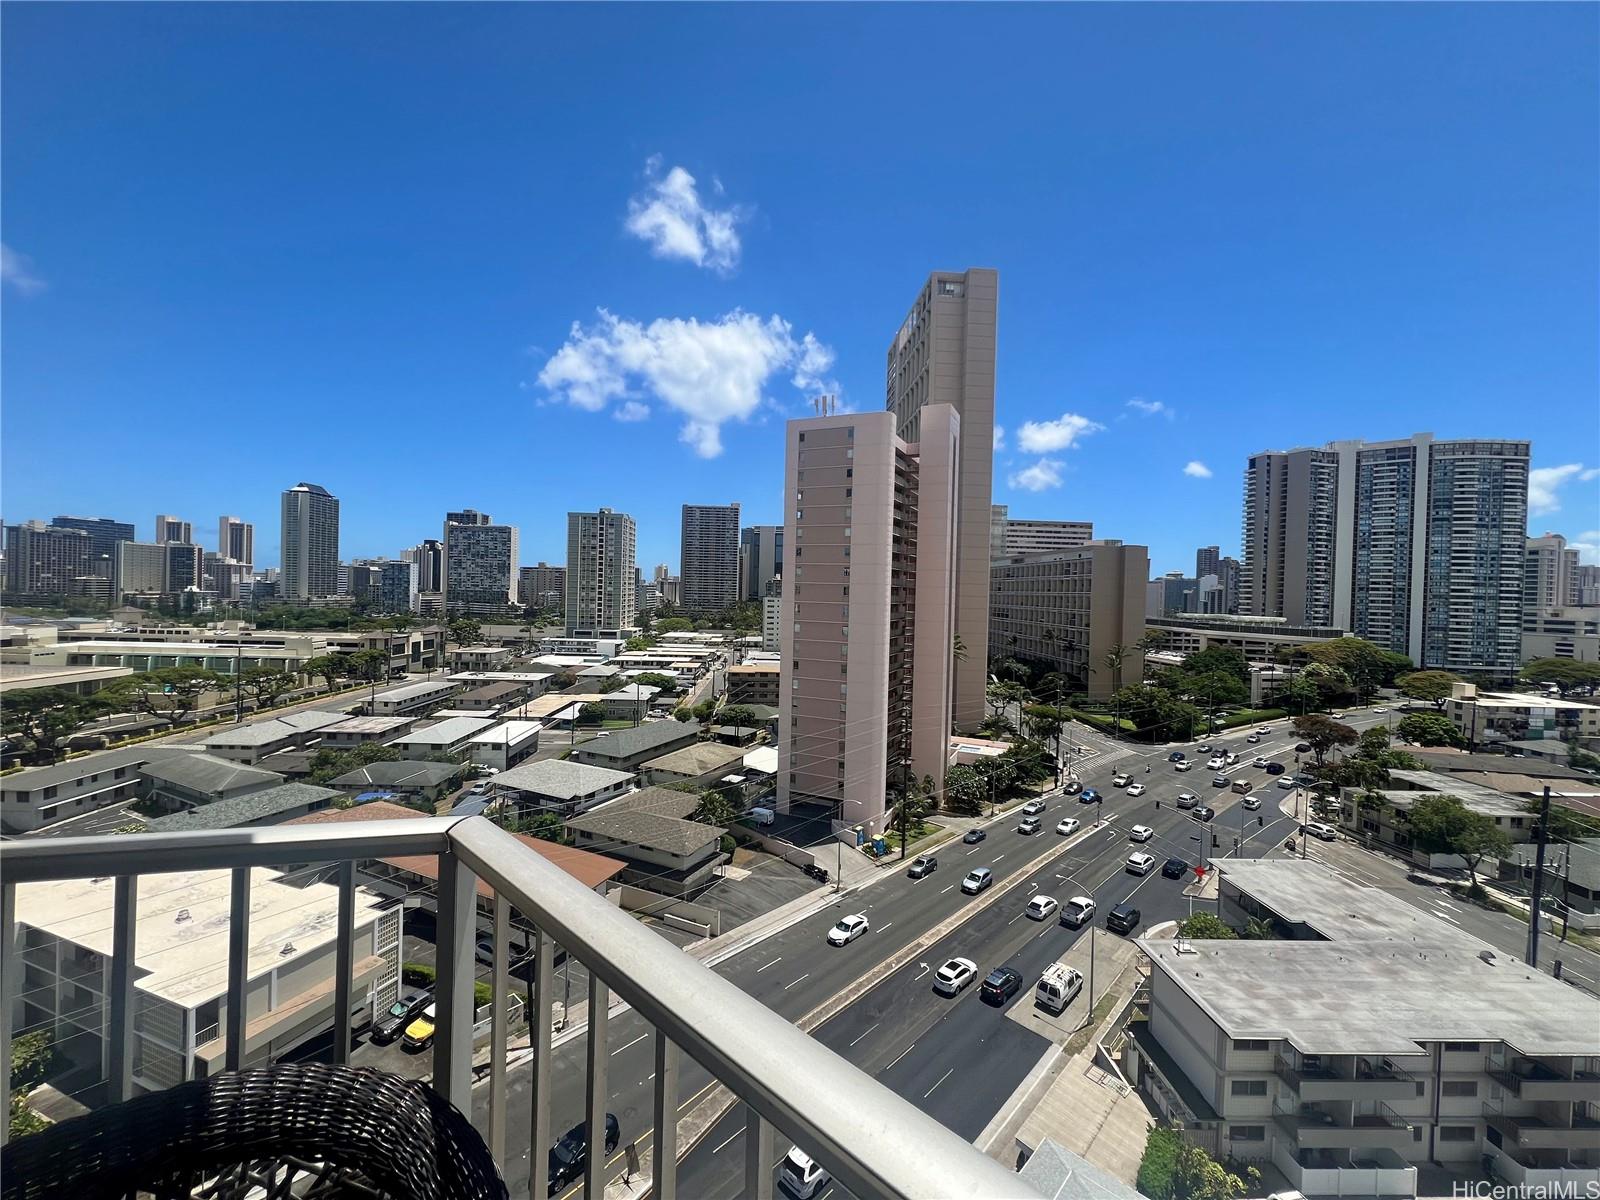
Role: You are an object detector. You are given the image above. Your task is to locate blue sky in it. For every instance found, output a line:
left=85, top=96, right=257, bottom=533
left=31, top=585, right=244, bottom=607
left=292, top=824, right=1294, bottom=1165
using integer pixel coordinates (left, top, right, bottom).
left=4, top=4, right=1597, bottom=575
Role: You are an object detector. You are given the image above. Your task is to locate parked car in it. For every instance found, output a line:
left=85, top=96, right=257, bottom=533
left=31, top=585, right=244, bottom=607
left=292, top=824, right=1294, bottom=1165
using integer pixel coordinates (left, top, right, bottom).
left=907, top=855, right=938, bottom=878
left=1106, top=903, right=1142, bottom=934
left=1176, top=792, right=1199, bottom=809
left=548, top=1114, right=620, bottom=1194
left=402, top=1003, right=438, bottom=1052
left=1303, top=822, right=1339, bottom=842
left=1193, top=805, right=1216, bottom=822
left=827, top=914, right=870, bottom=946
left=780, top=1148, right=830, bottom=1199
left=1060, top=896, right=1096, bottom=928
left=1295, top=742, right=1312, bottom=754
left=1035, top=963, right=1083, bottom=1014
left=1125, top=852, right=1157, bottom=876
left=1167, top=751, right=1187, bottom=762
left=372, top=987, right=431, bottom=1045
left=1265, top=762, right=1286, bottom=775
left=933, top=957, right=979, bottom=996
left=1112, top=772, right=1133, bottom=788
left=1018, top=816, right=1042, bottom=835
left=1126, top=782, right=1147, bottom=797
left=963, top=827, right=987, bottom=844
left=961, top=868, right=994, bottom=895
left=1056, top=817, right=1081, bottom=836
left=1129, top=825, right=1154, bottom=842
left=1022, top=799, right=1046, bottom=816
left=980, top=966, right=1023, bottom=1005
left=1162, top=857, right=1189, bottom=879
left=1025, top=894, right=1059, bottom=921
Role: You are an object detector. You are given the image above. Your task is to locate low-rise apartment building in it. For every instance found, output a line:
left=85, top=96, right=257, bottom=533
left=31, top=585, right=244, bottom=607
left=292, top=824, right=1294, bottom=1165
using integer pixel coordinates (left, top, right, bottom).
left=725, top=662, right=781, bottom=707
left=1445, top=683, right=1600, bottom=750
left=1143, top=613, right=1347, bottom=662
left=327, top=760, right=464, bottom=807
left=490, top=759, right=634, bottom=816
left=570, top=721, right=701, bottom=772
left=465, top=719, right=542, bottom=772
left=366, top=678, right=460, bottom=717
left=384, top=716, right=497, bottom=758
left=453, top=681, right=530, bottom=713
left=1125, top=860, right=1600, bottom=1199
left=639, top=741, right=749, bottom=790
left=200, top=710, right=350, bottom=764
left=449, top=645, right=514, bottom=673
left=140, top=754, right=286, bottom=813
left=317, top=714, right=419, bottom=748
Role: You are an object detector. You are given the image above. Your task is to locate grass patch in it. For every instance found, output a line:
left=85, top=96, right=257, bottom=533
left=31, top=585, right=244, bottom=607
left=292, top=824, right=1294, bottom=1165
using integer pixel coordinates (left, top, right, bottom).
left=1063, top=987, right=1125, bottom=1058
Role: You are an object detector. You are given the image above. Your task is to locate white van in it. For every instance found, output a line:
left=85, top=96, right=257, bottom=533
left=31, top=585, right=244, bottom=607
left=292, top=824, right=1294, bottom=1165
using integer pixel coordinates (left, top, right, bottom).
left=747, top=807, right=776, bottom=826
left=1035, top=963, right=1083, bottom=1015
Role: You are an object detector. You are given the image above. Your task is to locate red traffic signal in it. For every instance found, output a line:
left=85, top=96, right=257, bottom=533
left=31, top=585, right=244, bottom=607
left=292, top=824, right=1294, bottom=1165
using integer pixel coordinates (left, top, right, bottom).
left=1193, top=865, right=1208, bottom=880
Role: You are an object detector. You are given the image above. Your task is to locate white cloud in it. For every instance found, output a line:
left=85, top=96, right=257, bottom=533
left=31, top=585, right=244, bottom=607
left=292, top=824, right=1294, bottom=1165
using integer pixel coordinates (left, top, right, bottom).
left=537, top=308, right=833, bottom=458
left=623, top=157, right=746, bottom=274
left=1, top=244, right=45, bottom=295
left=993, top=425, right=1006, bottom=452
left=1183, top=460, right=1213, bottom=479
left=1016, top=413, right=1103, bottom=454
left=1529, top=463, right=1598, bottom=514
left=1126, top=398, right=1171, bottom=418
left=1008, top=459, right=1065, bottom=492
left=1568, top=530, right=1600, bottom=565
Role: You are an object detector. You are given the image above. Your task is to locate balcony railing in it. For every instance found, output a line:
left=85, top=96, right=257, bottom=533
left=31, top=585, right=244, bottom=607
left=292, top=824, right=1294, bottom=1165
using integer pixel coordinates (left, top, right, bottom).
left=1, top=816, right=1034, bottom=1199
left=1487, top=1057, right=1600, bottom=1100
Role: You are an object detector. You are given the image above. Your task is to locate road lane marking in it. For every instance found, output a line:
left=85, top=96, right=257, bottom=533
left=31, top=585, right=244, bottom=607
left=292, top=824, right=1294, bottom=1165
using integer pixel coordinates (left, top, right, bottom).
left=712, top=1128, right=743, bottom=1154
left=878, top=922, right=893, bottom=933
left=914, top=963, right=930, bottom=980
left=924, top=1068, right=954, bottom=1099
left=849, top=1022, right=879, bottom=1047
left=887, top=1042, right=916, bottom=1069
left=993, top=853, right=1006, bottom=862
left=612, top=1032, right=648, bottom=1056
left=1008, top=910, right=1025, bottom=924
left=756, top=957, right=782, bottom=973
left=785, top=973, right=810, bottom=990
left=940, top=885, right=955, bottom=893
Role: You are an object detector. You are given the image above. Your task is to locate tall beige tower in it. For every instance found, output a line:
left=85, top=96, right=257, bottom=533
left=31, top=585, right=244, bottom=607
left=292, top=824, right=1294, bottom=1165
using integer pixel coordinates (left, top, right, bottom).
left=887, top=268, right=997, bottom=732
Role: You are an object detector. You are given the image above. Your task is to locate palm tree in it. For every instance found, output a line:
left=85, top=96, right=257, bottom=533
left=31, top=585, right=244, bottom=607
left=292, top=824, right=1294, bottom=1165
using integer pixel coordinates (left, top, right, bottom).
left=1102, top=643, right=1129, bottom=693
left=952, top=633, right=968, bottom=664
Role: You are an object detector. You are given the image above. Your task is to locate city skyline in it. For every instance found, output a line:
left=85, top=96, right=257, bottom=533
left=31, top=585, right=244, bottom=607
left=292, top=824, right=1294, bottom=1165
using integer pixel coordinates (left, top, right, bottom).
left=3, top=5, right=1595, bottom=576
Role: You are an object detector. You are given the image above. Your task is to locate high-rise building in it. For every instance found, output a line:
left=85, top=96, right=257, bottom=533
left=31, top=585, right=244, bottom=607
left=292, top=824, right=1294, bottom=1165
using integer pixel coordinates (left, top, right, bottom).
left=1526, top=533, right=1580, bottom=611
left=204, top=553, right=249, bottom=602
left=164, top=543, right=205, bottom=593
left=114, top=541, right=168, bottom=598
left=4, top=522, right=90, bottom=597
left=565, top=509, right=636, bottom=637
left=443, top=511, right=517, bottom=614
left=1576, top=565, right=1600, bottom=607
left=279, top=482, right=341, bottom=601
left=887, top=268, right=997, bottom=731
left=377, top=560, right=420, bottom=615
left=991, top=541, right=1149, bottom=699
left=680, top=503, right=741, bottom=616
left=404, top=540, right=445, bottom=594
left=739, top=525, right=785, bottom=601
left=761, top=576, right=783, bottom=653
left=51, top=516, right=135, bottom=561
left=154, top=515, right=193, bottom=545
left=517, top=562, right=567, bottom=610
left=778, top=405, right=961, bottom=835
left=990, top=505, right=1009, bottom=559
left=997, top=518, right=1094, bottom=557
left=1196, top=545, right=1221, bottom=580
left=1240, top=434, right=1529, bottom=676
left=219, top=516, right=254, bottom=570
left=1217, top=556, right=1241, bottom=615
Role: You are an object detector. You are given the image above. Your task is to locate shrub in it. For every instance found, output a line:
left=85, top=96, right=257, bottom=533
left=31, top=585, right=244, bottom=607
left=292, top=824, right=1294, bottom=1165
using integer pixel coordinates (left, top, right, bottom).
left=720, top=834, right=736, bottom=856
left=474, top=980, right=493, bottom=1008
left=402, top=961, right=436, bottom=987
left=1137, top=1126, right=1182, bottom=1200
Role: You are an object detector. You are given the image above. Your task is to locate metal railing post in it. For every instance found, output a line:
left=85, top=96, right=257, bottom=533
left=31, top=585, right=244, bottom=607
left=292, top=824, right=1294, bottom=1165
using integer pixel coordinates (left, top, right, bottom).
left=1, top=881, right=15, bottom=1148
left=332, top=860, right=354, bottom=1067
left=110, top=876, right=138, bottom=1100
left=530, top=929, right=554, bottom=1200
left=489, top=894, right=509, bottom=1165
left=585, top=978, right=610, bottom=1199
left=226, top=867, right=251, bottom=1071
left=434, top=849, right=478, bottom=1112
left=653, top=1031, right=681, bottom=1200
left=744, top=1108, right=775, bottom=1200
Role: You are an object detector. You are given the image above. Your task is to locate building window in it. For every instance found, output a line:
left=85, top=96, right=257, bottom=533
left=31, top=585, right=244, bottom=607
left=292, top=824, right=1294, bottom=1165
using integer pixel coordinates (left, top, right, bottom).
left=1231, top=1039, right=1271, bottom=1052
left=1228, top=1126, right=1265, bottom=1142
left=1441, top=1081, right=1479, bottom=1097
left=1439, top=1126, right=1477, bottom=1142
left=1443, top=1042, right=1481, bottom=1053
left=1230, top=1080, right=1268, bottom=1097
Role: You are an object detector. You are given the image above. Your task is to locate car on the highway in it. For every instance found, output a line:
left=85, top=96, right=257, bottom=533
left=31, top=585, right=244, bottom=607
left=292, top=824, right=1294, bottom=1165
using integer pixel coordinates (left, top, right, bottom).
left=372, top=986, right=432, bottom=1045
left=1035, top=963, right=1083, bottom=1013
left=1252, top=756, right=1269, bottom=768
left=1241, top=795, right=1262, bottom=811
left=1161, top=857, right=1189, bottom=879
left=963, top=827, right=987, bottom=844
left=402, top=1003, right=438, bottom=1052
left=1295, top=742, right=1312, bottom=753
left=1174, top=759, right=1193, bottom=772
left=1231, top=779, right=1252, bottom=795
left=548, top=1113, right=620, bottom=1195
left=1022, top=799, right=1046, bottom=816
left=1080, top=788, right=1102, bottom=804
left=1025, top=894, right=1059, bottom=921
left=1176, top=792, right=1198, bottom=809
left=1206, top=756, right=1226, bottom=770
left=1125, top=852, right=1157, bottom=876
left=1374, top=707, right=1388, bottom=713
left=979, top=965, right=1023, bottom=1005
left=1060, top=895, right=1097, bottom=927
left=1257, top=726, right=1272, bottom=734
left=1063, top=779, right=1083, bottom=795
left=1106, top=903, right=1142, bottom=934
left=1126, top=782, right=1147, bottom=797
left=1303, top=821, right=1339, bottom=842
left=780, top=1147, right=830, bottom=1199
left=1224, top=752, right=1240, bottom=765
left=1246, top=733, right=1260, bottom=744
left=933, top=957, right=979, bottom=996
left=1265, top=762, right=1286, bottom=775
left=1277, top=776, right=1298, bottom=789
left=1056, top=817, right=1081, bottom=836
left=907, top=855, right=938, bottom=878
left=1193, top=805, right=1216, bottom=822
left=828, top=914, right=870, bottom=945
left=1018, top=816, right=1042, bottom=835
left=1212, top=774, right=1230, bottom=787
left=1167, top=751, right=1187, bottom=762
left=1195, top=742, right=1213, bottom=753
left=961, top=867, right=994, bottom=895
left=1129, top=825, right=1153, bottom=842
left=1112, top=772, right=1132, bottom=788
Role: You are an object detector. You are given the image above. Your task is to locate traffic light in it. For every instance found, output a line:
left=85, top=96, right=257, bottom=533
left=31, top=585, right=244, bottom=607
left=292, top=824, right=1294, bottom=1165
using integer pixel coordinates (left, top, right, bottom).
left=1258, top=815, right=1265, bottom=827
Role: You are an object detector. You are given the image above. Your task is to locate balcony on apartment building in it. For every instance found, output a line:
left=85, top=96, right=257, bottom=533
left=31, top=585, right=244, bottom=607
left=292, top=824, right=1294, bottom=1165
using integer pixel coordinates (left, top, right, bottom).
left=1, top=817, right=1034, bottom=1199
left=1269, top=1143, right=1418, bottom=1199
left=1485, top=1103, right=1600, bottom=1151
left=1486, top=1055, right=1600, bottom=1103
left=1274, top=1053, right=1418, bottom=1103
left=1272, top=1100, right=1416, bottom=1150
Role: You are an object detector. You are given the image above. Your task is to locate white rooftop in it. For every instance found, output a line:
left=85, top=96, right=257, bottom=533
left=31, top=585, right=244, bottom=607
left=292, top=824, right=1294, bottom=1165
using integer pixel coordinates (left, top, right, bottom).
left=373, top=679, right=459, bottom=702
left=468, top=720, right=544, bottom=746
left=390, top=716, right=497, bottom=745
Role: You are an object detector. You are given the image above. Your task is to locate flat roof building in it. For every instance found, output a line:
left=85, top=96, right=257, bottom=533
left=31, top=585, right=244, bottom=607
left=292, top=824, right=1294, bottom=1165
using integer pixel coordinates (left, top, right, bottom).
left=465, top=719, right=543, bottom=772
left=385, top=716, right=497, bottom=757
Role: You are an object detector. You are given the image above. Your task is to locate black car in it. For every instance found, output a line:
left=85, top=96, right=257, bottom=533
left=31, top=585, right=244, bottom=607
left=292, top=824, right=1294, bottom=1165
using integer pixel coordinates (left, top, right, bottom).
left=1265, top=762, right=1286, bottom=775
left=979, top=966, right=1022, bottom=1005
left=371, top=986, right=431, bottom=1045
left=908, top=854, right=938, bottom=878
left=1192, top=805, right=1216, bottom=822
left=1295, top=742, right=1312, bottom=753
left=1161, top=857, right=1189, bottom=879
left=549, top=1114, right=621, bottom=1194
left=1063, top=779, right=1083, bottom=795
left=962, top=828, right=987, bottom=845
left=1167, top=751, right=1186, bottom=762
left=1106, top=904, right=1142, bottom=935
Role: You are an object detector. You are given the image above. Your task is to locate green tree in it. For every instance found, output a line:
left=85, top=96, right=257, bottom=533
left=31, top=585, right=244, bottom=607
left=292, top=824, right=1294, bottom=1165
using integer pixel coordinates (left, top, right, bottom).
left=1521, top=658, right=1600, bottom=696
left=1274, top=672, right=1321, bottom=715
left=1177, top=913, right=1237, bottom=940
left=633, top=671, right=677, bottom=694
left=237, top=666, right=296, bottom=709
left=1407, top=794, right=1511, bottom=891
left=346, top=648, right=388, bottom=682
left=977, top=713, right=1016, bottom=739
left=625, top=636, right=654, bottom=652
left=943, top=765, right=987, bottom=815
left=1113, top=684, right=1199, bottom=741
left=446, top=617, right=483, bottom=645
left=1291, top=713, right=1358, bottom=767
left=655, top=617, right=694, bottom=634
left=952, top=632, right=968, bottom=664
left=1171, top=1138, right=1259, bottom=1200
left=302, top=654, right=348, bottom=690
left=986, top=680, right=1028, bottom=715
left=690, top=789, right=740, bottom=828
left=1022, top=703, right=1065, bottom=744
left=0, top=688, right=111, bottom=765
left=307, top=742, right=403, bottom=785
left=599, top=674, right=631, bottom=694
left=105, top=667, right=226, bottom=729
left=718, top=705, right=757, bottom=728
left=1180, top=646, right=1249, bottom=684
left=990, top=657, right=1032, bottom=685
left=1395, top=711, right=1466, bottom=747
left=1397, top=670, right=1463, bottom=710
left=1356, top=725, right=1392, bottom=757
left=1101, top=642, right=1131, bottom=693
left=577, top=701, right=605, bottom=726
left=1530, top=797, right=1600, bottom=843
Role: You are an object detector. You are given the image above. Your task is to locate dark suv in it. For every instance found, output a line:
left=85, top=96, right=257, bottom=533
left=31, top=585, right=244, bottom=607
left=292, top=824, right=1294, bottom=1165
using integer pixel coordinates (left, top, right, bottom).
left=371, top=986, right=431, bottom=1045
left=1106, top=904, right=1142, bottom=935
left=549, top=1114, right=621, bottom=1194
left=980, top=966, right=1022, bottom=1005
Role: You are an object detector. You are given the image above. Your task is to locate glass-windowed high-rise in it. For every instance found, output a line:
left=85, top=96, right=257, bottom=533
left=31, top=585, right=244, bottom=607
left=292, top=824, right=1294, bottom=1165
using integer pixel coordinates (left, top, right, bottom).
left=280, top=482, right=340, bottom=600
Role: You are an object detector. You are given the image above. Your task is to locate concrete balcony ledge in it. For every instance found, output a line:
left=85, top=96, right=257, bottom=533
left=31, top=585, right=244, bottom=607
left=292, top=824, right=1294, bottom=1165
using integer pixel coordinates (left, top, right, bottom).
left=1486, top=1112, right=1600, bottom=1151
left=1273, top=1142, right=1418, bottom=1199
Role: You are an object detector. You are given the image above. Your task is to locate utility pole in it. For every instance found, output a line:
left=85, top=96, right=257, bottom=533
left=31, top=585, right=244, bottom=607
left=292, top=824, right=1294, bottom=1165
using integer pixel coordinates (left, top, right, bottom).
left=233, top=636, right=244, bottom=723
left=1526, top=785, right=1552, bottom=967
left=1083, top=927, right=1096, bottom=1033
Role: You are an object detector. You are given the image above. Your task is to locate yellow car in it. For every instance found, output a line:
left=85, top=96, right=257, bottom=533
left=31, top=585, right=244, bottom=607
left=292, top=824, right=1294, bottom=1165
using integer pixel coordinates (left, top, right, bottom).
left=402, top=1002, right=437, bottom=1051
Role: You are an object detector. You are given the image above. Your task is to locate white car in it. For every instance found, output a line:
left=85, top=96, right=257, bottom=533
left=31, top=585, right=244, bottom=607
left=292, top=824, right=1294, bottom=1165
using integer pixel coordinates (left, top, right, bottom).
left=1126, top=782, right=1147, bottom=797
left=1246, top=733, right=1261, bottom=744
left=933, top=957, right=979, bottom=996
left=1241, top=795, right=1262, bottom=811
left=1252, top=756, right=1269, bottom=768
left=1174, top=760, right=1193, bottom=772
left=1060, top=896, right=1096, bottom=927
left=1257, top=725, right=1273, bottom=734
left=1112, top=772, right=1132, bottom=788
left=1304, top=822, right=1339, bottom=842
left=1374, top=707, right=1388, bottom=714
left=1056, top=817, right=1081, bottom=836
left=1126, top=851, right=1157, bottom=875
left=1021, top=799, right=1046, bottom=816
left=827, top=914, right=869, bottom=946
left=1129, top=825, right=1154, bottom=842
left=1025, top=895, right=1059, bottom=921
left=780, top=1148, right=830, bottom=1199
left=1225, top=752, right=1239, bottom=766
left=1206, top=757, right=1226, bottom=770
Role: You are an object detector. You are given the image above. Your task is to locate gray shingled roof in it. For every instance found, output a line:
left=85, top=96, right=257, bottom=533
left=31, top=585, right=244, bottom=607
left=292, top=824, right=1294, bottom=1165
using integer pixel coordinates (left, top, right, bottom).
left=329, top=760, right=464, bottom=789
left=140, top=753, right=284, bottom=796
left=0, top=745, right=192, bottom=792
left=143, top=783, right=342, bottom=832
left=493, top=759, right=634, bottom=800
left=642, top=741, right=748, bottom=777
left=574, top=721, right=699, bottom=762
left=593, top=786, right=699, bottom=820
left=202, top=710, right=349, bottom=747
left=565, top=808, right=723, bottom=857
